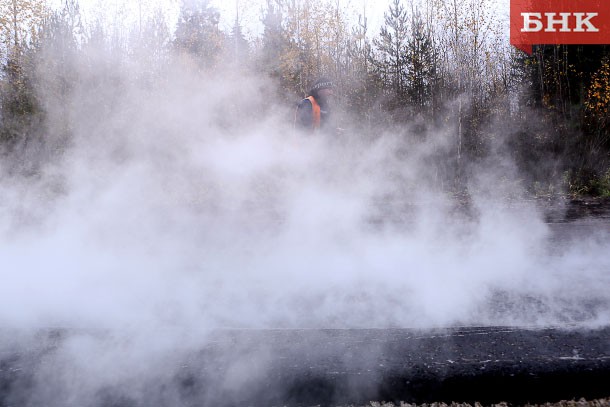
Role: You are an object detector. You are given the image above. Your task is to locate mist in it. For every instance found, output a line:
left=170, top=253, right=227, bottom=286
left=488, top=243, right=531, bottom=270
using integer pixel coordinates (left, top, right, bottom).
left=0, top=30, right=609, bottom=406
left=2, top=43, right=609, bottom=330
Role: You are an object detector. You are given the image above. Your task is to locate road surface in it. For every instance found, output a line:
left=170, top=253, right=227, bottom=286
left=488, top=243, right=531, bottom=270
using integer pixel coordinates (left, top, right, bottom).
left=1, top=199, right=608, bottom=407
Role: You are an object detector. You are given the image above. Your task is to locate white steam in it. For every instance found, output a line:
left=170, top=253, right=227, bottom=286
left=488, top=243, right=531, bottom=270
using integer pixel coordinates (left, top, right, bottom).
left=0, top=40, right=608, bottom=406
left=2, top=49, right=609, bottom=335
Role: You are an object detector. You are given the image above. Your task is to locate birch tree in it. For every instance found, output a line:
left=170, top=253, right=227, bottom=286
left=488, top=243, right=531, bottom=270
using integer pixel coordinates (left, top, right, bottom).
left=0, top=0, right=47, bottom=60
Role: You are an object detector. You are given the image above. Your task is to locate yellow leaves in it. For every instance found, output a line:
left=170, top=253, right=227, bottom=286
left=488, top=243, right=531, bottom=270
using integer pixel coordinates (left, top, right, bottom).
left=0, top=0, right=49, bottom=57
left=584, top=58, right=610, bottom=117
left=277, top=0, right=350, bottom=89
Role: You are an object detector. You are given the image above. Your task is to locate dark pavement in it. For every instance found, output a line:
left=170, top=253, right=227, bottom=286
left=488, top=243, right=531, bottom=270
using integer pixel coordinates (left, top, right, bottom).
left=1, top=199, right=609, bottom=407
left=1, top=326, right=608, bottom=406
left=184, top=326, right=610, bottom=406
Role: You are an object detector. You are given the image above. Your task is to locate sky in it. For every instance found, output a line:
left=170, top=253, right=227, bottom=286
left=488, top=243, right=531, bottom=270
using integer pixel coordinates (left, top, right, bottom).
left=207, top=0, right=389, bottom=38
left=48, top=0, right=510, bottom=42
left=200, top=0, right=511, bottom=30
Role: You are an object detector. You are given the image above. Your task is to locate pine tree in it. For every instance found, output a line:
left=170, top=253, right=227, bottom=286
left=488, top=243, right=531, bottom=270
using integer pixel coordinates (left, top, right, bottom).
left=405, top=8, right=436, bottom=113
left=258, top=0, right=286, bottom=80
left=372, top=0, right=409, bottom=109
left=174, top=0, right=224, bottom=71
left=228, top=7, right=250, bottom=67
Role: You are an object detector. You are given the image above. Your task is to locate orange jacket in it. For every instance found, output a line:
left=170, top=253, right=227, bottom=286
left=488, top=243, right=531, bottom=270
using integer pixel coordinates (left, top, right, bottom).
left=306, top=96, right=321, bottom=131
left=295, top=96, right=321, bottom=132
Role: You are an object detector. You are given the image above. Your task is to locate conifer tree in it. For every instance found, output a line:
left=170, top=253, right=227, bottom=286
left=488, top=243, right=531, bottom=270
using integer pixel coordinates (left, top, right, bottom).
left=405, top=8, right=436, bottom=113
left=228, top=8, right=250, bottom=66
left=174, top=0, right=224, bottom=71
left=372, top=0, right=409, bottom=109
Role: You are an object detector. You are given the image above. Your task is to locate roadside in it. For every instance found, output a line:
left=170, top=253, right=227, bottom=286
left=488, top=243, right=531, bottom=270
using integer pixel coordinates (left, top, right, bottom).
left=357, top=398, right=610, bottom=407
left=531, top=196, right=610, bottom=228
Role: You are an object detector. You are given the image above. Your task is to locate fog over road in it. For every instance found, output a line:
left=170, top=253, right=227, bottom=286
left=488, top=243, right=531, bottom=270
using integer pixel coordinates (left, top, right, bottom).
left=1, top=200, right=608, bottom=407
left=1, top=1, right=608, bottom=405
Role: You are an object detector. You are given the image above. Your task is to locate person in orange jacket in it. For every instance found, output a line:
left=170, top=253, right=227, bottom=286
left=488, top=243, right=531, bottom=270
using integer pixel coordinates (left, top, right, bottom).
left=294, top=77, right=334, bottom=133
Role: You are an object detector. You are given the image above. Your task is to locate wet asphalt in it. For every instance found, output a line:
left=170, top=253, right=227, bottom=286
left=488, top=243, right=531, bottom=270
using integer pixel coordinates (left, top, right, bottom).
left=1, top=199, right=609, bottom=406
left=1, top=326, right=608, bottom=406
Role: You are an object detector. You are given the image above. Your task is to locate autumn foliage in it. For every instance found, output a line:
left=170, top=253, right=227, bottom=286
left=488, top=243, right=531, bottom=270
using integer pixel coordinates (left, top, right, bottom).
left=0, top=0, right=609, bottom=196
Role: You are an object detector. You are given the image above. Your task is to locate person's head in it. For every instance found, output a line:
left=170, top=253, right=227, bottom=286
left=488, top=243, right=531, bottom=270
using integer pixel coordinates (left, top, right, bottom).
left=309, top=77, right=334, bottom=105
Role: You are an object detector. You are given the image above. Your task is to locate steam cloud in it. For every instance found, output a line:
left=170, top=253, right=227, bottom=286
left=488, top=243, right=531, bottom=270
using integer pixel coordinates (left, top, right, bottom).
left=0, top=37, right=608, bottom=406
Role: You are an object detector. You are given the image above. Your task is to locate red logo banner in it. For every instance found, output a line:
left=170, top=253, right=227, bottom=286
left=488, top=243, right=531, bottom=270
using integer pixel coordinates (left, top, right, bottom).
left=510, top=0, right=610, bottom=54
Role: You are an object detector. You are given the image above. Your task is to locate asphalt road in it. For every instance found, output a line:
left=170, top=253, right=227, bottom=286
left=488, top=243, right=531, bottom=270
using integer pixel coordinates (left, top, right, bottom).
left=1, top=326, right=608, bottom=407
left=181, top=326, right=610, bottom=406
left=1, top=199, right=608, bottom=407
